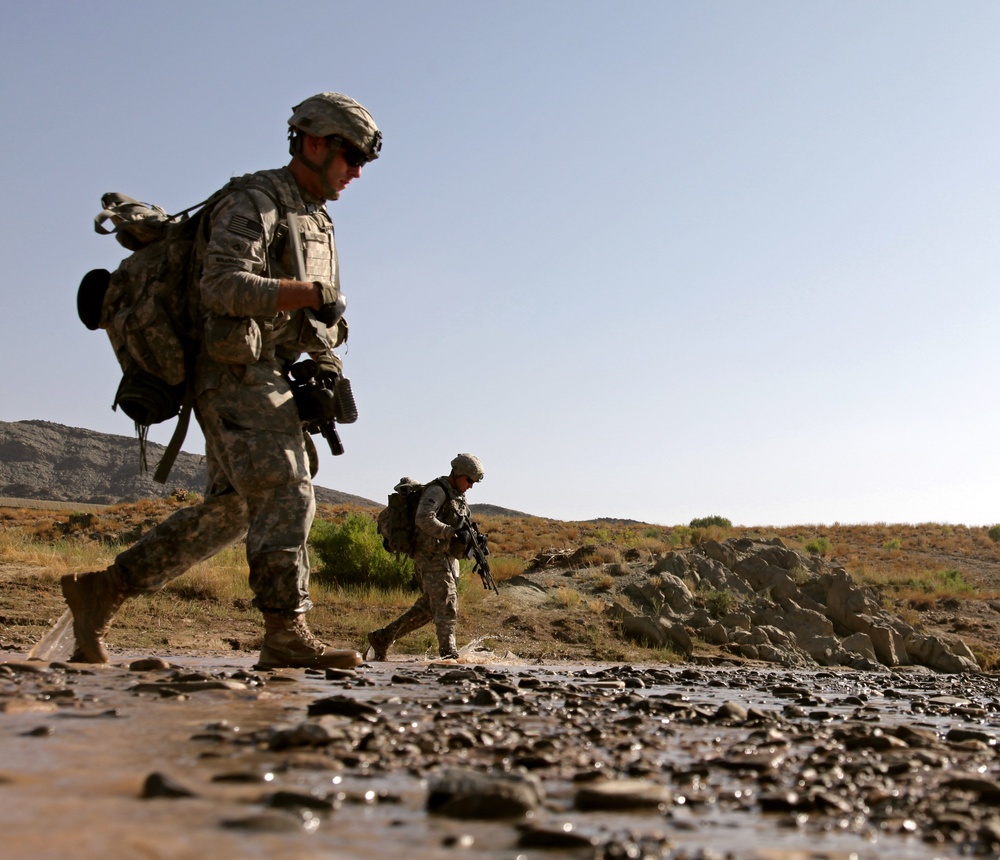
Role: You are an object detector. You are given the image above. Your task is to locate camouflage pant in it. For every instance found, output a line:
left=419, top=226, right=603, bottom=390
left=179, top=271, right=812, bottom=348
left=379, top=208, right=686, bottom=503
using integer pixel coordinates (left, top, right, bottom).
left=382, top=547, right=459, bottom=655
left=115, top=363, right=315, bottom=616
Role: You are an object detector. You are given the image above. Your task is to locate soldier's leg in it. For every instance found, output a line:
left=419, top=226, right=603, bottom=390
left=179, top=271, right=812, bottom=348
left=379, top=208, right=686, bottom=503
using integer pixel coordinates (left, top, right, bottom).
left=207, top=379, right=360, bottom=669
left=421, top=557, right=460, bottom=658
left=367, top=592, right=433, bottom=660
left=62, top=402, right=248, bottom=662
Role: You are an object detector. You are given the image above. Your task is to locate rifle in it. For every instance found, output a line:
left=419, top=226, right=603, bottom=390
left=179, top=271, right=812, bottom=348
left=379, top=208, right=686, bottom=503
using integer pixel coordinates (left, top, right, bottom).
left=288, top=358, right=346, bottom=456
left=459, top=516, right=498, bottom=594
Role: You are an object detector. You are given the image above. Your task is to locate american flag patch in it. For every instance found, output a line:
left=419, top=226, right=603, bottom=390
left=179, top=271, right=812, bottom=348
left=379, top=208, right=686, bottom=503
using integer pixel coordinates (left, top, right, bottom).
left=229, top=214, right=263, bottom=241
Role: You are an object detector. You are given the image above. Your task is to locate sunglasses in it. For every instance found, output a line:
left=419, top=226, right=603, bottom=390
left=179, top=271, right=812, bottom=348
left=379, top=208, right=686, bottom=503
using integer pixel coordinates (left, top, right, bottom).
left=339, top=142, right=369, bottom=169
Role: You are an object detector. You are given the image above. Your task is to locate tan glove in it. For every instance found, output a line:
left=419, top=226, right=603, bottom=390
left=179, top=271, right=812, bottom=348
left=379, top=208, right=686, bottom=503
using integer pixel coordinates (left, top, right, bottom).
left=313, top=281, right=346, bottom=328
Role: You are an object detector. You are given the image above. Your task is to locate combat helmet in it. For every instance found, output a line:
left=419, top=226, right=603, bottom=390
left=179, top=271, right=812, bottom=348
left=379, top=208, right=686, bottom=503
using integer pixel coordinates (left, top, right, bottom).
left=451, top=453, right=485, bottom=483
left=288, top=92, right=382, bottom=162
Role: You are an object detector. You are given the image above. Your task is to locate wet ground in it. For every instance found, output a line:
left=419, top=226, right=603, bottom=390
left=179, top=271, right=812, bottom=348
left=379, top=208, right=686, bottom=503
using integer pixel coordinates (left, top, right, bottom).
left=2, top=648, right=1000, bottom=860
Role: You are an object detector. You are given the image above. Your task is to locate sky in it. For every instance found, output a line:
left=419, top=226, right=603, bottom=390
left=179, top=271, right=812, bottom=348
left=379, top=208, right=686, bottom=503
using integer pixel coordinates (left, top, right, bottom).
left=2, top=1, right=999, bottom=527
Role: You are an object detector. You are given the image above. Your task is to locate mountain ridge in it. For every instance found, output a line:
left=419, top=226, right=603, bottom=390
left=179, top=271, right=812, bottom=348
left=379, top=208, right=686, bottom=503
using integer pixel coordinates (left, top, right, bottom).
left=0, top=419, right=378, bottom=508
left=0, top=420, right=536, bottom=519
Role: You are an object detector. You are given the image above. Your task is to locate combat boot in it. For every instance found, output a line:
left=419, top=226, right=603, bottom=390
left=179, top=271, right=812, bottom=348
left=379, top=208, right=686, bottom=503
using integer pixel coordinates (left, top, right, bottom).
left=60, top=565, right=131, bottom=663
left=438, top=631, right=459, bottom=661
left=257, top=614, right=362, bottom=670
left=363, top=603, right=430, bottom=661
left=366, top=627, right=393, bottom=661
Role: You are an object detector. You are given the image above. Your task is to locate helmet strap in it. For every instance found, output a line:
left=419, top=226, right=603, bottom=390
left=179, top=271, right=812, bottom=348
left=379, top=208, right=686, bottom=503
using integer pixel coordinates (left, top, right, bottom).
left=294, top=134, right=342, bottom=200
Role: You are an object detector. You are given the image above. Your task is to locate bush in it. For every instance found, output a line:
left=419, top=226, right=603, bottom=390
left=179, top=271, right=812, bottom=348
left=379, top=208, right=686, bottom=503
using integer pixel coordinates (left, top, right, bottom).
left=988, top=525, right=1000, bottom=543
left=700, top=587, right=736, bottom=619
left=805, top=537, right=830, bottom=556
left=309, top=514, right=416, bottom=591
left=689, top=515, right=732, bottom=529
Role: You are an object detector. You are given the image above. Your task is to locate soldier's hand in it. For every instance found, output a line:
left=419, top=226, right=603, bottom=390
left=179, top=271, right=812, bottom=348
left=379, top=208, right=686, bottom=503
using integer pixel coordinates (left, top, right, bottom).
left=454, top=527, right=472, bottom=546
left=313, top=281, right=346, bottom=328
left=313, top=280, right=340, bottom=305
left=314, top=351, right=342, bottom=385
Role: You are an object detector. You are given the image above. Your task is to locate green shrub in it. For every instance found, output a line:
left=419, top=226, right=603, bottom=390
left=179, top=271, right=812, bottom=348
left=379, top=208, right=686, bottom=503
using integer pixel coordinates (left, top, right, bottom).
left=689, top=515, right=732, bottom=529
left=309, top=514, right=416, bottom=591
left=805, top=537, right=830, bottom=556
left=988, top=525, right=1000, bottom=543
left=700, top=587, right=736, bottom=619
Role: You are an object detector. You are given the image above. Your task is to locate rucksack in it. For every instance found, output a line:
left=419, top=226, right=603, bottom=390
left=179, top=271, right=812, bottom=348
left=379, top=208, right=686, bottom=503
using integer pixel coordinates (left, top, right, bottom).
left=377, top=477, right=448, bottom=557
left=77, top=180, right=263, bottom=483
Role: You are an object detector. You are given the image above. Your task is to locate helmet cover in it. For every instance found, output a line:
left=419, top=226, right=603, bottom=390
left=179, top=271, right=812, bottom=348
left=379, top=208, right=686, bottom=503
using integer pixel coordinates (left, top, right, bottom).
left=450, top=453, right=485, bottom=482
left=289, top=92, right=382, bottom=160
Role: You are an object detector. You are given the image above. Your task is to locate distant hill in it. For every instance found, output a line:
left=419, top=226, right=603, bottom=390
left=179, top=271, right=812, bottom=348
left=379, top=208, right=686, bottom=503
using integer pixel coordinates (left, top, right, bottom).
left=0, top=420, right=378, bottom=508
left=469, top=503, right=534, bottom=519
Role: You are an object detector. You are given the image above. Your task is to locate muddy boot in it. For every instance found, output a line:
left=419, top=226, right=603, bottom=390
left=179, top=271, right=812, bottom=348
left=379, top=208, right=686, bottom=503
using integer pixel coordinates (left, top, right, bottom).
left=257, top=614, right=362, bottom=670
left=363, top=603, right=431, bottom=661
left=60, top=565, right=131, bottom=663
left=438, top=631, right=459, bottom=661
left=365, top=627, right=393, bottom=662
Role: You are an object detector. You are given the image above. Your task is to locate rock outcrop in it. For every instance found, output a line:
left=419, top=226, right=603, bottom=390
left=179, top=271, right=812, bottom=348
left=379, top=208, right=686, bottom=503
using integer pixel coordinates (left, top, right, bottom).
left=528, top=537, right=980, bottom=674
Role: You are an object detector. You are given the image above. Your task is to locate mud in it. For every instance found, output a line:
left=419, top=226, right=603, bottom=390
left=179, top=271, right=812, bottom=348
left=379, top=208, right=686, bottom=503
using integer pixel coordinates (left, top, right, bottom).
left=2, top=648, right=1000, bottom=860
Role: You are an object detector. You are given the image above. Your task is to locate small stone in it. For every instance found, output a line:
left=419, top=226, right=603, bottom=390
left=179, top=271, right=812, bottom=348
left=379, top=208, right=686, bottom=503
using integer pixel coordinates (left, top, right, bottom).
left=129, top=658, right=171, bottom=671
left=427, top=767, right=544, bottom=819
left=574, top=778, right=672, bottom=811
left=140, top=772, right=197, bottom=799
left=306, top=695, right=380, bottom=719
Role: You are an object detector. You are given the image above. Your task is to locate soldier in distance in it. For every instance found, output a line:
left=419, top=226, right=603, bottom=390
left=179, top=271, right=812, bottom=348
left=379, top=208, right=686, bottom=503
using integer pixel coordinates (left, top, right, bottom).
left=368, top=454, right=485, bottom=661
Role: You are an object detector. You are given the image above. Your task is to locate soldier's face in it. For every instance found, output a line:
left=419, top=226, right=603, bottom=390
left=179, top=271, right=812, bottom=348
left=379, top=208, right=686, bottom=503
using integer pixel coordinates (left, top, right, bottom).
left=322, top=142, right=362, bottom=196
left=297, top=135, right=364, bottom=200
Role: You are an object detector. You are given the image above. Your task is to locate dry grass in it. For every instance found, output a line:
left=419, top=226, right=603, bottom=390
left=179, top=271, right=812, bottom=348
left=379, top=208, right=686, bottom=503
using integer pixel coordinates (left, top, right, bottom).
left=5, top=500, right=1000, bottom=662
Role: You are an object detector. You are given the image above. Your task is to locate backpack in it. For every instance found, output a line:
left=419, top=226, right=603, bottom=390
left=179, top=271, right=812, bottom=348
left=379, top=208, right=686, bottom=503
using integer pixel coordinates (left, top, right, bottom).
left=377, top=477, right=448, bottom=557
left=77, top=180, right=264, bottom=483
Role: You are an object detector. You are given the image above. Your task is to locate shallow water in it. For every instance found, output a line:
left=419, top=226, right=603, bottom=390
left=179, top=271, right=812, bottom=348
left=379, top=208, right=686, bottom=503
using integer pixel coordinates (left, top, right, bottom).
left=1, top=650, right=995, bottom=860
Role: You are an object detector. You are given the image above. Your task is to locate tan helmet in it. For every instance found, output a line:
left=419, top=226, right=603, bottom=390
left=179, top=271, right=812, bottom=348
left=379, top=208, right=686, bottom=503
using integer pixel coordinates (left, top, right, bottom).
left=451, top=453, right=485, bottom=483
left=288, top=92, right=382, bottom=161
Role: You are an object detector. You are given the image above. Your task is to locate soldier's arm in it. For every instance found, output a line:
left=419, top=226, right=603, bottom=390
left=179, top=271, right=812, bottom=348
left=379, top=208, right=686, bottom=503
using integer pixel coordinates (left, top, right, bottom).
left=199, top=189, right=321, bottom=318
left=415, top=484, right=455, bottom=540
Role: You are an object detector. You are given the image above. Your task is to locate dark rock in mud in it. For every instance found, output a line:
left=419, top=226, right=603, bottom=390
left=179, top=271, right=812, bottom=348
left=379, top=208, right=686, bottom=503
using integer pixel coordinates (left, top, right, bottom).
left=221, top=809, right=321, bottom=833
left=264, top=789, right=338, bottom=812
left=427, top=767, right=544, bottom=818
left=306, top=694, right=381, bottom=719
left=129, top=658, right=171, bottom=671
left=140, top=772, right=198, bottom=799
left=517, top=820, right=600, bottom=848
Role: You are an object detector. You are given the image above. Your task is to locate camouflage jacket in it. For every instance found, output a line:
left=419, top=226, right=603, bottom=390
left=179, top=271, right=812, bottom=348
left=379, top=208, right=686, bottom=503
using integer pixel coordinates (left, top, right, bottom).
left=415, top=478, right=471, bottom=550
left=194, top=167, right=342, bottom=392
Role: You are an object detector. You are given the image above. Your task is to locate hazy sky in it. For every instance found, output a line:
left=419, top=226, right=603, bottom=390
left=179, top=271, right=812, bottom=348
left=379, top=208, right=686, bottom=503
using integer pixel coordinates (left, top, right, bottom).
left=3, top=1, right=999, bottom=527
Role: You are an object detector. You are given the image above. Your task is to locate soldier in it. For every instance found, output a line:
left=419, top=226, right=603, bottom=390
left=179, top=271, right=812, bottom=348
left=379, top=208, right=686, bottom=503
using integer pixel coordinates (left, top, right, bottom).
left=61, top=92, right=382, bottom=669
left=367, top=454, right=485, bottom=661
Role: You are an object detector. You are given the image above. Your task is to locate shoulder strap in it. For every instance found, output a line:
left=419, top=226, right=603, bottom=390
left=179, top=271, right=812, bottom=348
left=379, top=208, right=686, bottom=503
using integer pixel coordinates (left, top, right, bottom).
left=433, top=476, right=458, bottom=500
left=152, top=382, right=194, bottom=484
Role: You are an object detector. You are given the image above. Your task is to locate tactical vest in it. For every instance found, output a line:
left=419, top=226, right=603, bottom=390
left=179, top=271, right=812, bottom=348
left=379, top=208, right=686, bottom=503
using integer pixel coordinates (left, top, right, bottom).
left=430, top=477, right=471, bottom=531
left=194, top=168, right=341, bottom=382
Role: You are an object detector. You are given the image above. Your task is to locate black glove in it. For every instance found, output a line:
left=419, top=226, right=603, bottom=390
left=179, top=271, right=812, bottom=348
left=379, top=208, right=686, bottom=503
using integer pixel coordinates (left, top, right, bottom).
left=454, top=527, right=472, bottom=547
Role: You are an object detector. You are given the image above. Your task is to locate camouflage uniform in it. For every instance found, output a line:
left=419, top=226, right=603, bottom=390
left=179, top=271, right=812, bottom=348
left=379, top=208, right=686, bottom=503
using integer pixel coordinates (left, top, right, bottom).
left=373, top=478, right=471, bottom=658
left=116, top=168, right=338, bottom=616
left=61, top=91, right=380, bottom=668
